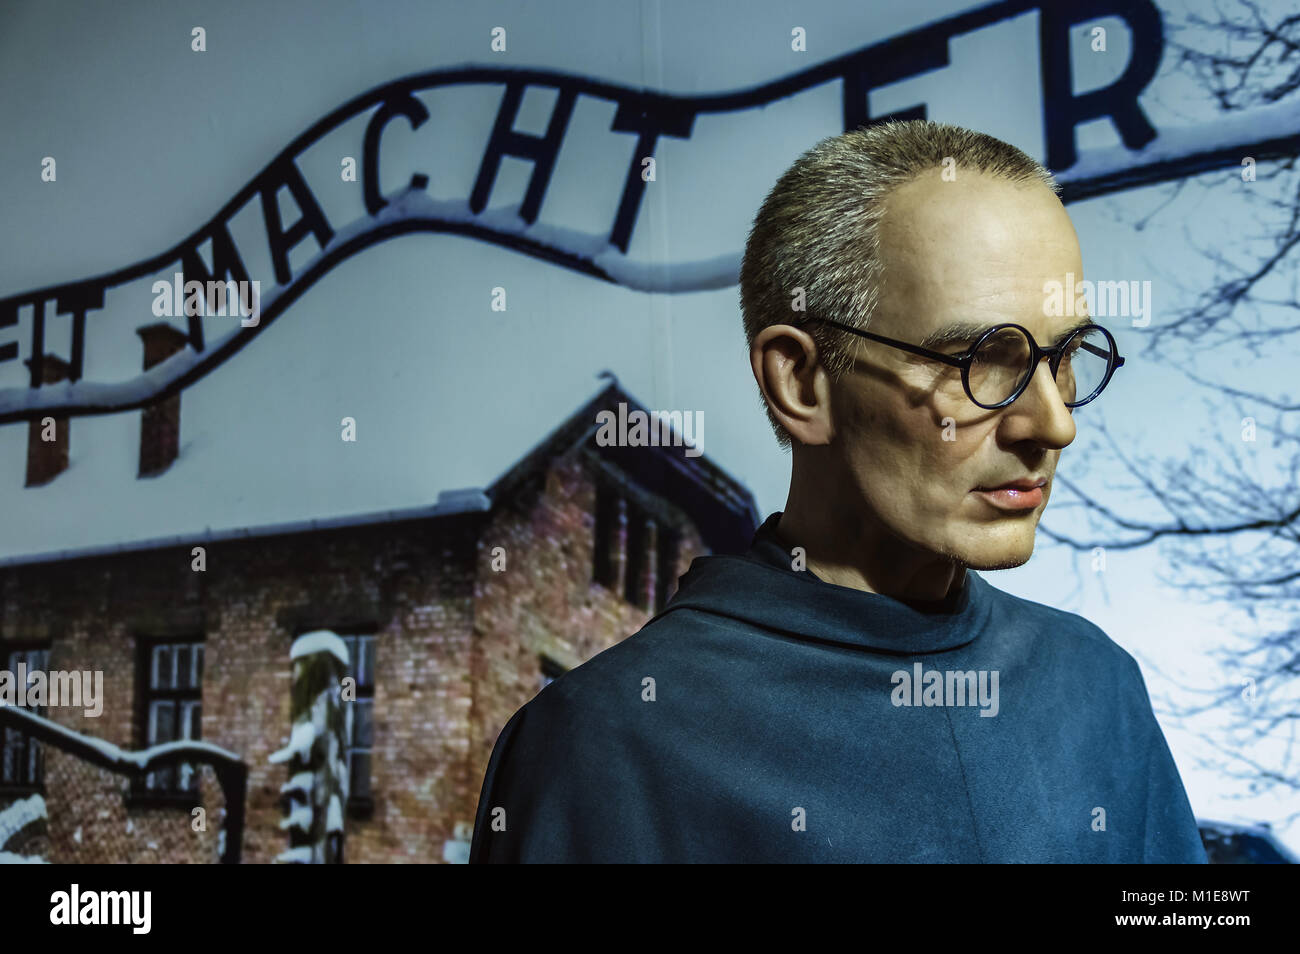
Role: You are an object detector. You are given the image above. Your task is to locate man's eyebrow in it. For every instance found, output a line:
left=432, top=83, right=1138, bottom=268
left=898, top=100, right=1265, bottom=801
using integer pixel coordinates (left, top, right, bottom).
left=918, top=321, right=994, bottom=350
left=918, top=318, right=1097, bottom=350
left=1051, top=318, right=1094, bottom=343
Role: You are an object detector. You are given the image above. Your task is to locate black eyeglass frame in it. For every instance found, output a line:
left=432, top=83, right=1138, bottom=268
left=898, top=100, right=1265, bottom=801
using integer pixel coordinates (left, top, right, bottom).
left=796, top=314, right=1126, bottom=410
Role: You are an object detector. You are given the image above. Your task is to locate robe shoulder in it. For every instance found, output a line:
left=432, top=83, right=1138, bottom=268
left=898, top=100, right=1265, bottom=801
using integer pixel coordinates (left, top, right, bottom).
left=467, top=609, right=730, bottom=863
left=991, top=588, right=1162, bottom=702
left=1001, top=595, right=1207, bottom=863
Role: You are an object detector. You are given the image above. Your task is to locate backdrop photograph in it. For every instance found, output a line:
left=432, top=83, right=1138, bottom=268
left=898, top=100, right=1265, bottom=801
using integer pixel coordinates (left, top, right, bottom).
left=0, top=0, right=1296, bottom=890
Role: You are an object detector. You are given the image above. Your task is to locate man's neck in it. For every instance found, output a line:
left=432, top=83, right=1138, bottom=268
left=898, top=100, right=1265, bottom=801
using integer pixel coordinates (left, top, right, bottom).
left=776, top=501, right=965, bottom=604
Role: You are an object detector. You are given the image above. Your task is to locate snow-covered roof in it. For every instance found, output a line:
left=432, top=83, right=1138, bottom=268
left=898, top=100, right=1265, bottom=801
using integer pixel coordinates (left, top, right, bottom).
left=0, top=375, right=759, bottom=567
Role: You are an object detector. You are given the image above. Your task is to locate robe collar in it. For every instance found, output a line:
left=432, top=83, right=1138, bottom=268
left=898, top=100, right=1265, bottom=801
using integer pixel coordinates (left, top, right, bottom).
left=665, top=512, right=993, bottom=655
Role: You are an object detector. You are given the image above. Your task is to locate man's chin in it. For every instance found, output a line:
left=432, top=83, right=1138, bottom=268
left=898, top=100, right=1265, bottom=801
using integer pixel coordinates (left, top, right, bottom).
left=965, top=551, right=1033, bottom=571
left=946, top=533, right=1036, bottom=571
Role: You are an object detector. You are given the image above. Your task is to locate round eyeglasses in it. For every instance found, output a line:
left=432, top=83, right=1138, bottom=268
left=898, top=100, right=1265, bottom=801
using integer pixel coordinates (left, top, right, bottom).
left=798, top=316, right=1125, bottom=410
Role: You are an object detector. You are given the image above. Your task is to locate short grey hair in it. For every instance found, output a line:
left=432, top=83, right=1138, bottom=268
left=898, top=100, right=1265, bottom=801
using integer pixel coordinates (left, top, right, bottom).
left=739, top=120, right=1060, bottom=449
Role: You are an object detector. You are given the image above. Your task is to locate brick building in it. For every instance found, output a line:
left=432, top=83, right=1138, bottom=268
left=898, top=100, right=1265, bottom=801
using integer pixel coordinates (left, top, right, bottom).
left=0, top=379, right=759, bottom=863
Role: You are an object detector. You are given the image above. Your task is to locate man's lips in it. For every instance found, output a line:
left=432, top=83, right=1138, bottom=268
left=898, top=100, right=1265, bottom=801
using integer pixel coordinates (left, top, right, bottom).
left=972, top=478, right=1047, bottom=511
left=974, top=477, right=1048, bottom=492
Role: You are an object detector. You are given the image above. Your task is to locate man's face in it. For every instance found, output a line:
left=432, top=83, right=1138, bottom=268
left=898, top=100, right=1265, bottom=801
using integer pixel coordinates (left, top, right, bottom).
left=831, top=171, right=1081, bottom=570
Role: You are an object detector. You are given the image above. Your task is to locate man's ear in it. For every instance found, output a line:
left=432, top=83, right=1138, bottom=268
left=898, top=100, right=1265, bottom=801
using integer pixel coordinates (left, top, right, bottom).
left=750, top=324, right=835, bottom=446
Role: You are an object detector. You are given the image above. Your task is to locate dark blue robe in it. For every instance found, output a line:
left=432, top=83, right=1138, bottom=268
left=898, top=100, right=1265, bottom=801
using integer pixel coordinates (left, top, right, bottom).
left=470, top=512, right=1207, bottom=863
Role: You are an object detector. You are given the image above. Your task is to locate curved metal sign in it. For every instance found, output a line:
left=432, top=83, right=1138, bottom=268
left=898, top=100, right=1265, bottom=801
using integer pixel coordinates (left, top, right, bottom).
left=1, top=0, right=1290, bottom=424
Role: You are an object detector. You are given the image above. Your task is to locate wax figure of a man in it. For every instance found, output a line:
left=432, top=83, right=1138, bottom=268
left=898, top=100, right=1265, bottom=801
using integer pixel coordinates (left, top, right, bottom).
left=470, top=120, right=1207, bottom=864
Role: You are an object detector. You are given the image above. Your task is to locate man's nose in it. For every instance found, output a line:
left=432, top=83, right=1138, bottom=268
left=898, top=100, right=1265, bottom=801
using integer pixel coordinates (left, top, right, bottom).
left=1005, top=359, right=1076, bottom=449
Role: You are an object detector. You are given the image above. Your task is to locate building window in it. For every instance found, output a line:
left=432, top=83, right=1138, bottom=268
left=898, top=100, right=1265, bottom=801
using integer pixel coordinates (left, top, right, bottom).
left=142, top=640, right=204, bottom=794
left=655, top=526, right=681, bottom=612
left=624, top=504, right=651, bottom=609
left=1, top=645, right=50, bottom=792
left=593, top=481, right=684, bottom=614
left=592, top=482, right=622, bottom=588
left=538, top=655, right=566, bottom=693
left=338, top=634, right=375, bottom=810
